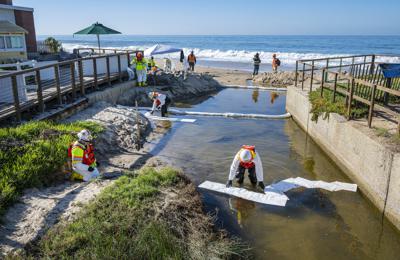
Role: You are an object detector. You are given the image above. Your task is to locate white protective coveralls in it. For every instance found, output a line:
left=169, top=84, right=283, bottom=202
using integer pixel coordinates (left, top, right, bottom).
left=228, top=150, right=264, bottom=182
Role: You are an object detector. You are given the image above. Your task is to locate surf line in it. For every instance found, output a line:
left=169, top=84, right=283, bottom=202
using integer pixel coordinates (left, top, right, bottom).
left=222, top=85, right=287, bottom=92
left=137, top=107, right=292, bottom=120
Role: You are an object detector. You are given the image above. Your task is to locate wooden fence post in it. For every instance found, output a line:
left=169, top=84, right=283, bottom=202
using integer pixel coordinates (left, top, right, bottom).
left=106, top=56, right=111, bottom=87
left=347, top=78, right=355, bottom=120
left=54, top=64, right=62, bottom=105
left=117, top=54, right=122, bottom=82
left=11, top=75, right=21, bottom=122
left=78, top=60, right=85, bottom=95
left=332, top=73, right=338, bottom=103
left=35, top=70, right=44, bottom=113
left=309, top=61, right=314, bottom=92
left=320, top=69, right=325, bottom=97
left=93, top=57, right=98, bottom=90
left=70, top=62, right=76, bottom=100
left=370, top=55, right=376, bottom=75
left=368, top=84, right=377, bottom=128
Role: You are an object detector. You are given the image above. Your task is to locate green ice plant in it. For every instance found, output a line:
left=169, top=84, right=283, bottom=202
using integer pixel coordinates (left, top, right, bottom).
left=0, top=121, right=103, bottom=216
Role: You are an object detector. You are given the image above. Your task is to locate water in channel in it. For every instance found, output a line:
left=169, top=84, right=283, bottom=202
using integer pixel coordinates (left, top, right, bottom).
left=150, top=88, right=400, bottom=260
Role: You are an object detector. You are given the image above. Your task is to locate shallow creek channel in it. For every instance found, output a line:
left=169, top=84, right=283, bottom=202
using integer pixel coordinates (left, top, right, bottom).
left=147, top=88, right=400, bottom=259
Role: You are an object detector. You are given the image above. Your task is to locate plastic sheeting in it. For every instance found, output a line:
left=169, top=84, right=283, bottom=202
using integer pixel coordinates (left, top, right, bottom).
left=199, top=181, right=288, bottom=206
left=144, top=44, right=182, bottom=57
left=198, top=178, right=357, bottom=206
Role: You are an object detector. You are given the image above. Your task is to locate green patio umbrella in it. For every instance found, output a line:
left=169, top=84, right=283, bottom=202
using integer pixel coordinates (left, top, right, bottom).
left=74, top=22, right=121, bottom=52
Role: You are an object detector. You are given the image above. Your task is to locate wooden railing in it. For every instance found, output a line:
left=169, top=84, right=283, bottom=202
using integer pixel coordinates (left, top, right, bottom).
left=295, top=54, right=400, bottom=133
left=0, top=50, right=136, bottom=123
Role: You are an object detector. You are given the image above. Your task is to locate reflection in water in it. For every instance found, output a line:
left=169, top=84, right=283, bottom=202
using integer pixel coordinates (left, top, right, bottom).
left=252, top=89, right=259, bottom=103
left=154, top=89, right=400, bottom=260
left=270, top=91, right=279, bottom=104
left=229, top=198, right=256, bottom=228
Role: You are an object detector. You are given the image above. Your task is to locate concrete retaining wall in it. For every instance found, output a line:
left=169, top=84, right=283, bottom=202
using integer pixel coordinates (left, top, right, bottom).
left=286, top=86, right=400, bottom=230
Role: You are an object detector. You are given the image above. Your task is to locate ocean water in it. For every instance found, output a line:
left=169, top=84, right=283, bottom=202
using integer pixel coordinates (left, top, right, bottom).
left=38, top=35, right=400, bottom=71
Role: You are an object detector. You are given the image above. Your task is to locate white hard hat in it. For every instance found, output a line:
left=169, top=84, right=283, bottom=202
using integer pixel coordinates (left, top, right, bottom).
left=148, top=91, right=156, bottom=99
left=77, top=129, right=92, bottom=142
left=239, top=149, right=252, bottom=162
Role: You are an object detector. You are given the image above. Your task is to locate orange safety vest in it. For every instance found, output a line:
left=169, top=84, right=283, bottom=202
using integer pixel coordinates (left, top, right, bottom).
left=188, top=54, right=196, bottom=63
left=239, top=145, right=256, bottom=169
left=68, top=142, right=96, bottom=166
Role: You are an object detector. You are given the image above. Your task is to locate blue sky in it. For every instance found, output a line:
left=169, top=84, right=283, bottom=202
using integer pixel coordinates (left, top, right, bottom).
left=13, top=0, right=400, bottom=35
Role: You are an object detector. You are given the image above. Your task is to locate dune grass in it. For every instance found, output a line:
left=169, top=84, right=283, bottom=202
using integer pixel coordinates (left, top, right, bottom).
left=0, top=120, right=103, bottom=216
left=28, top=167, right=246, bottom=259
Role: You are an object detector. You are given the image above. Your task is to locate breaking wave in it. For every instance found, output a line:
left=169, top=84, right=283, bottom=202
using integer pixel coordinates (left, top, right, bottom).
left=62, top=43, right=400, bottom=65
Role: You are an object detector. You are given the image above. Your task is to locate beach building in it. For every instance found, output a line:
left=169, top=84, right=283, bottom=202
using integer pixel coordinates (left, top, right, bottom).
left=0, top=0, right=37, bottom=62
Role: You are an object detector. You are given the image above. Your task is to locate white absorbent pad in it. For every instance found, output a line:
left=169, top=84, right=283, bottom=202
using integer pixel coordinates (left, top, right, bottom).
left=199, top=178, right=357, bottom=207
left=144, top=112, right=196, bottom=123
left=198, top=181, right=289, bottom=207
left=266, top=177, right=358, bottom=193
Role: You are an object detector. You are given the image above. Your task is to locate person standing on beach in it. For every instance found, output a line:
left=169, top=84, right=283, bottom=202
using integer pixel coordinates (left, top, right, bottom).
left=188, top=51, right=197, bottom=71
left=253, top=53, right=261, bottom=76
left=131, top=52, right=148, bottom=86
left=272, top=54, right=280, bottom=73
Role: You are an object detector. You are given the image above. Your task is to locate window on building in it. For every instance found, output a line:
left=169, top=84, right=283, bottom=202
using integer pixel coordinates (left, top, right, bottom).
left=0, top=35, right=24, bottom=50
left=0, top=37, right=5, bottom=49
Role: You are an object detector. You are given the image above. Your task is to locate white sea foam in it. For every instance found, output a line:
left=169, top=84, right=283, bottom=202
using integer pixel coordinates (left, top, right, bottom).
left=62, top=43, right=400, bottom=65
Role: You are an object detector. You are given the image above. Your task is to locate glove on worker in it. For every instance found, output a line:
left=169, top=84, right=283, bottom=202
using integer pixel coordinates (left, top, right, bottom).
left=88, top=166, right=95, bottom=172
left=226, top=180, right=233, bottom=188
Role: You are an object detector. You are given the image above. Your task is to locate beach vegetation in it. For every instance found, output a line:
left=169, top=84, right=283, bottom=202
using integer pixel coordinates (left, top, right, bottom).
left=27, top=167, right=248, bottom=259
left=309, top=88, right=368, bottom=122
left=0, top=121, right=103, bottom=216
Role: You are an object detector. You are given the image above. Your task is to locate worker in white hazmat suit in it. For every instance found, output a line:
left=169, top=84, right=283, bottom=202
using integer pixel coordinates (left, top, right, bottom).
left=226, top=145, right=265, bottom=191
left=149, top=91, right=171, bottom=117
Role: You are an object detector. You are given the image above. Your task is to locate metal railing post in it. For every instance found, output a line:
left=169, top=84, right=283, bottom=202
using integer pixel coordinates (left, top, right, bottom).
left=54, top=64, right=62, bottom=105
left=370, top=54, right=376, bottom=75
left=332, top=73, right=338, bottom=103
left=320, top=69, right=325, bottom=97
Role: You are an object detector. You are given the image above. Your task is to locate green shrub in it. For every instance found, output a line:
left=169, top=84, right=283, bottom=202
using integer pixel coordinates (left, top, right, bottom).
left=0, top=121, right=103, bottom=216
left=309, top=89, right=368, bottom=122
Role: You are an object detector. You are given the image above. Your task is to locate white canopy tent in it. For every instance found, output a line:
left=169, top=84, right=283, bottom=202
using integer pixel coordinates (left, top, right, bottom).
left=144, top=44, right=182, bottom=57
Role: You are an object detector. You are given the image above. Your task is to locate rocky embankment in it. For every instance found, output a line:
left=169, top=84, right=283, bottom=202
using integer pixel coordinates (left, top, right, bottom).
left=253, top=71, right=311, bottom=87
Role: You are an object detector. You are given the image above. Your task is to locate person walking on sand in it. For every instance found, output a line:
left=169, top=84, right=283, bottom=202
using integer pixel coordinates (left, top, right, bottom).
left=226, top=145, right=265, bottom=191
left=188, top=51, right=197, bottom=71
left=68, top=130, right=100, bottom=182
left=148, top=91, right=171, bottom=117
left=253, top=53, right=261, bottom=77
left=272, top=54, right=281, bottom=73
